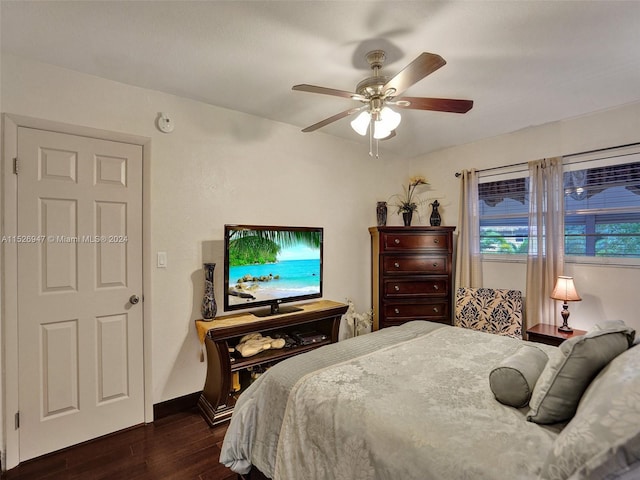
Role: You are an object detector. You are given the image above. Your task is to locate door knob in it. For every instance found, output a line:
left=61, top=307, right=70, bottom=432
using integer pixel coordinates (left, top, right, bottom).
left=129, top=295, right=140, bottom=305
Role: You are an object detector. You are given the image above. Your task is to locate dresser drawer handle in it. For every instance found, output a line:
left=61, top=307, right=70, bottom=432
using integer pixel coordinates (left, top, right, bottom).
left=433, top=307, right=439, bottom=313
left=394, top=262, right=400, bottom=268
left=433, top=262, right=438, bottom=268
left=433, top=238, right=440, bottom=244
left=394, top=285, right=400, bottom=291
left=394, top=308, right=400, bottom=314
left=394, top=238, right=400, bottom=244
left=433, top=284, right=439, bottom=290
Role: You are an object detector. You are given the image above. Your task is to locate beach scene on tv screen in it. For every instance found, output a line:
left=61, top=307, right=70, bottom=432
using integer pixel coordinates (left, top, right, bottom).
left=227, top=229, right=321, bottom=306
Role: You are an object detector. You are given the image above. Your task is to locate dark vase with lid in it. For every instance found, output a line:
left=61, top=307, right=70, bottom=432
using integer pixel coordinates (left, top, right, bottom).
left=201, top=263, right=217, bottom=321
left=376, top=202, right=388, bottom=226
left=430, top=200, right=442, bottom=226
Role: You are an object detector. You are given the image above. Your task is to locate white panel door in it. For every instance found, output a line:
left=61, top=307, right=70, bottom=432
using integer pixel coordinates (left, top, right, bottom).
left=16, top=127, right=144, bottom=461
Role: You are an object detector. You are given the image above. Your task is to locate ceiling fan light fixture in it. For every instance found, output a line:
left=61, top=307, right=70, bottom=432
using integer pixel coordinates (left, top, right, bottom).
left=350, top=110, right=371, bottom=136
left=373, top=125, right=392, bottom=140
left=379, top=106, right=401, bottom=131
left=293, top=50, right=473, bottom=156
left=372, top=120, right=392, bottom=140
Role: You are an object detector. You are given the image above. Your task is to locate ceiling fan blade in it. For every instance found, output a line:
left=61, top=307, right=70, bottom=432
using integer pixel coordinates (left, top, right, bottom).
left=393, top=97, right=474, bottom=114
left=301, top=106, right=365, bottom=133
left=293, top=84, right=366, bottom=101
left=383, top=53, right=446, bottom=97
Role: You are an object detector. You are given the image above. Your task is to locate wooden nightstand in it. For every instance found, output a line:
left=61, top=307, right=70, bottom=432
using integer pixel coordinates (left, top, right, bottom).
left=526, top=323, right=587, bottom=347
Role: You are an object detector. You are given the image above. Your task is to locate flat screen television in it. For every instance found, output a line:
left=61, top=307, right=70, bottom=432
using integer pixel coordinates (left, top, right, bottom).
left=223, top=224, right=323, bottom=316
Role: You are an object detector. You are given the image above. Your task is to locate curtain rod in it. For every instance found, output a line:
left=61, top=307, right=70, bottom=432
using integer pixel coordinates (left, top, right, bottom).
left=454, top=141, right=640, bottom=177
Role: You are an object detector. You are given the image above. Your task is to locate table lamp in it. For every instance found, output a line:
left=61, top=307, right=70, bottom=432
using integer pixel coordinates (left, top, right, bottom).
left=550, top=276, right=582, bottom=333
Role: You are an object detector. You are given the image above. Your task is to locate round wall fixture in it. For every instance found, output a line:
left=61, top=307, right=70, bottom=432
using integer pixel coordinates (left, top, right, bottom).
left=156, top=112, right=174, bottom=133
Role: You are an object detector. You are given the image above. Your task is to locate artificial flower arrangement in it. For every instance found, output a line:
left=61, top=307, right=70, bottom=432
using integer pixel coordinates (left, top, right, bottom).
left=344, top=299, right=373, bottom=337
left=390, top=175, right=429, bottom=215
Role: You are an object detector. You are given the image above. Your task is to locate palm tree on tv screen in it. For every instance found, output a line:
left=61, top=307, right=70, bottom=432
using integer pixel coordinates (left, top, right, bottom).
left=228, top=230, right=320, bottom=266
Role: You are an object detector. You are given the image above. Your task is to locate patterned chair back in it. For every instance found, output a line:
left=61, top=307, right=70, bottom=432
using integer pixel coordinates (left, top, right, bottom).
left=454, top=288, right=523, bottom=339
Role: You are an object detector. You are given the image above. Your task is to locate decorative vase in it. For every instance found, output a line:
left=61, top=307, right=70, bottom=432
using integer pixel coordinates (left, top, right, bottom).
left=201, top=263, right=217, bottom=321
left=402, top=211, right=413, bottom=226
left=376, top=201, right=388, bottom=226
left=430, top=200, right=442, bottom=226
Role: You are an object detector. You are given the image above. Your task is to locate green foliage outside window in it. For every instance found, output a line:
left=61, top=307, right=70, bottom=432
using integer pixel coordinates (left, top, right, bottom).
left=479, top=160, right=640, bottom=259
left=480, top=230, right=528, bottom=254
left=594, top=222, right=640, bottom=257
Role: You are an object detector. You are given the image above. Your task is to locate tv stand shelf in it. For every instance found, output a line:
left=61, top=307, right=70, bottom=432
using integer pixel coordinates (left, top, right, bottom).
left=196, top=299, right=348, bottom=426
left=231, top=339, right=331, bottom=371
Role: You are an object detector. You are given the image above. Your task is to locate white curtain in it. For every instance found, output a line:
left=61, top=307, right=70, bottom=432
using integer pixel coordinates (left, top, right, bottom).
left=525, top=157, right=564, bottom=329
left=455, top=169, right=483, bottom=289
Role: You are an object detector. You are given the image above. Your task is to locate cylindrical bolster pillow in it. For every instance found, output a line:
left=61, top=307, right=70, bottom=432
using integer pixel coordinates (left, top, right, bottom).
left=489, top=345, right=549, bottom=408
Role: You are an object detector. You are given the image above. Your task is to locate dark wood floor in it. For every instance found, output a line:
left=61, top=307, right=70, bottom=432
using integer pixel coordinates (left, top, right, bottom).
left=1, top=407, right=237, bottom=480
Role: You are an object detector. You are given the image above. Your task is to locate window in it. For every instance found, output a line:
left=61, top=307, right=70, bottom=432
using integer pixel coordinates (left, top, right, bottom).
left=479, top=156, right=640, bottom=259
left=479, top=177, right=529, bottom=254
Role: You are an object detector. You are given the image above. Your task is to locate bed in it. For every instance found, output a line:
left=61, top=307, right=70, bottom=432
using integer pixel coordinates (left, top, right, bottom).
left=220, top=320, right=640, bottom=480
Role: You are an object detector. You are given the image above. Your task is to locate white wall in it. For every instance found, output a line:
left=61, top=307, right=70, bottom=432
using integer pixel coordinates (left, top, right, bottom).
left=0, top=54, right=407, bottom=408
left=3, top=52, right=639, bottom=448
left=412, top=101, right=640, bottom=333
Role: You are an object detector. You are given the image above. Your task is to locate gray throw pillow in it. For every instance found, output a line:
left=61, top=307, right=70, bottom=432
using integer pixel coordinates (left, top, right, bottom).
left=527, top=320, right=635, bottom=424
left=540, top=344, right=640, bottom=480
left=489, top=344, right=548, bottom=408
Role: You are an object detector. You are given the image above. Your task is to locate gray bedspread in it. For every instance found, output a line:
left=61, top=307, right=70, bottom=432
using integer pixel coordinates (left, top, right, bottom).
left=220, top=321, right=560, bottom=480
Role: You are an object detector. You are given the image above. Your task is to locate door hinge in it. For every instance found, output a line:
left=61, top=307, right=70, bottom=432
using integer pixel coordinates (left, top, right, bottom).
left=14, top=411, right=20, bottom=429
left=13, top=158, right=19, bottom=175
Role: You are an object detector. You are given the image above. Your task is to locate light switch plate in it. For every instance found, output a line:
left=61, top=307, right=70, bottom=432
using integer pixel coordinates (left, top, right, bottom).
left=157, top=251, right=167, bottom=268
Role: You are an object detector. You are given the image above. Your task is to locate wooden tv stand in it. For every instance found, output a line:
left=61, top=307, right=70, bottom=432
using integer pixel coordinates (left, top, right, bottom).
left=197, top=299, right=348, bottom=426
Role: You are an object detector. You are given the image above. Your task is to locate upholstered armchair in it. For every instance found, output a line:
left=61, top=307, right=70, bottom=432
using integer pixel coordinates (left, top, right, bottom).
left=454, top=288, right=523, bottom=339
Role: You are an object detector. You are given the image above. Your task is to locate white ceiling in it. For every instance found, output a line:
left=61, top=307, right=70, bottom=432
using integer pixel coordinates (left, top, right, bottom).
left=2, top=1, right=640, bottom=159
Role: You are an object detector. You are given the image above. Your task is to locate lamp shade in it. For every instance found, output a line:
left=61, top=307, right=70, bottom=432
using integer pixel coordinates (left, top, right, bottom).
left=373, top=123, right=392, bottom=139
left=350, top=111, right=370, bottom=136
left=379, top=106, right=402, bottom=131
left=350, top=106, right=401, bottom=138
left=550, top=276, right=582, bottom=302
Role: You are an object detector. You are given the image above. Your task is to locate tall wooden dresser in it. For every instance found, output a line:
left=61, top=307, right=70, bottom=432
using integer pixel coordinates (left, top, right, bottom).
left=369, top=226, right=456, bottom=330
